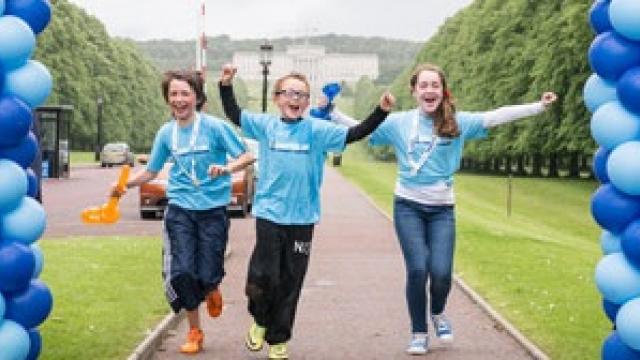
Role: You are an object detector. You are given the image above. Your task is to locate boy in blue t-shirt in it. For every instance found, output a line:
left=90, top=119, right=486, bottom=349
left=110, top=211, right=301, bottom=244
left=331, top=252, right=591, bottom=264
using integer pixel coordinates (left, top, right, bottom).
left=218, top=64, right=394, bottom=359
left=113, top=70, right=255, bottom=354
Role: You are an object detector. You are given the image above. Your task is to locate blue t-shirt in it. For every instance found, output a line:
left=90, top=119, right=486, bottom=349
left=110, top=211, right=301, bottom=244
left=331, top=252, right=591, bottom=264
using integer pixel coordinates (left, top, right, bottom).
left=241, top=111, right=348, bottom=224
left=369, top=109, right=487, bottom=187
left=147, top=113, right=246, bottom=210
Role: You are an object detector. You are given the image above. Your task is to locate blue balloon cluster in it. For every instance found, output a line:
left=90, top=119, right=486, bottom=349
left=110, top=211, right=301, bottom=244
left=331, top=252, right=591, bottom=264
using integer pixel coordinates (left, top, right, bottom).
left=0, top=1, right=52, bottom=359
left=309, top=82, right=342, bottom=120
left=588, top=0, right=640, bottom=356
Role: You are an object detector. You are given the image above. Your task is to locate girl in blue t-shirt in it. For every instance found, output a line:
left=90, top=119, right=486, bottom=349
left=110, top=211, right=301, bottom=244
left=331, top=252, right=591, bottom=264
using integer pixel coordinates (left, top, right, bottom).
left=218, top=64, right=394, bottom=360
left=112, top=70, right=255, bottom=354
left=328, top=63, right=557, bottom=355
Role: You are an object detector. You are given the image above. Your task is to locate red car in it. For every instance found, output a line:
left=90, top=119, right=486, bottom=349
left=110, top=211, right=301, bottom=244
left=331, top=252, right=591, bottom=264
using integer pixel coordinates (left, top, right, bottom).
left=138, top=150, right=257, bottom=219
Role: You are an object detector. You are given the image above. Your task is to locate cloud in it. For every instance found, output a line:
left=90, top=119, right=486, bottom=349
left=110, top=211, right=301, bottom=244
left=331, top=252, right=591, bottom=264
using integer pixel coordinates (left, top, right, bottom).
left=68, top=0, right=472, bottom=41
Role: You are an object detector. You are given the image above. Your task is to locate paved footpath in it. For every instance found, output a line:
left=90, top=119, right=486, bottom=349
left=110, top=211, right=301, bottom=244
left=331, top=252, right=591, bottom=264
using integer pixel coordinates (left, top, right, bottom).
left=152, top=167, right=535, bottom=360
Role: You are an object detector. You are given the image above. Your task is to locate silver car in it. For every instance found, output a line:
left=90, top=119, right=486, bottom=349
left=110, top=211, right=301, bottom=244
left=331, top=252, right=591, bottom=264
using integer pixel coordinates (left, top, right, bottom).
left=100, top=142, right=135, bottom=167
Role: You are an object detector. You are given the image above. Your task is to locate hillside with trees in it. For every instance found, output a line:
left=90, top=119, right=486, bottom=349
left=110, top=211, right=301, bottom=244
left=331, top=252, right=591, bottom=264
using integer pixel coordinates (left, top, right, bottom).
left=34, top=0, right=167, bottom=151
left=135, top=35, right=422, bottom=85
left=354, top=0, right=594, bottom=178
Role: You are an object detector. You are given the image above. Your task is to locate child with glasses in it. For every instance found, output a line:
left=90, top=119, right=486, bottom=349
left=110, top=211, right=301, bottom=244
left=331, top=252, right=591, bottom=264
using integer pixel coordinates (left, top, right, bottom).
left=218, top=63, right=394, bottom=359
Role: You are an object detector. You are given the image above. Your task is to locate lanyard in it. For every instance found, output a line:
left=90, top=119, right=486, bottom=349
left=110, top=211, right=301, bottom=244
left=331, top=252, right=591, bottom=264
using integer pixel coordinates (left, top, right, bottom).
left=407, top=109, right=438, bottom=176
left=171, top=113, right=201, bottom=187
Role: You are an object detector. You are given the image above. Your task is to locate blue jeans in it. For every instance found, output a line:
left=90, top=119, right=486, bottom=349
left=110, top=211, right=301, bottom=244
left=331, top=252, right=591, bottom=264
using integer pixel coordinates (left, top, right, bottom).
left=393, top=196, right=455, bottom=333
left=163, top=204, right=229, bottom=312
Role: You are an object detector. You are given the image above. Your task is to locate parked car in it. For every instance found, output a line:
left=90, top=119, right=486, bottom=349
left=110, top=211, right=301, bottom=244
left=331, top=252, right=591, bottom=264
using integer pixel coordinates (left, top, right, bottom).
left=139, top=161, right=171, bottom=219
left=100, top=142, right=135, bottom=167
left=138, top=139, right=258, bottom=219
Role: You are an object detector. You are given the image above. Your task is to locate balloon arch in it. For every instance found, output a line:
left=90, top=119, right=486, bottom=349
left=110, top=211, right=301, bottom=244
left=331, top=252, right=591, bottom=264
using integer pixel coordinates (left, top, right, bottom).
left=587, top=0, right=640, bottom=358
left=0, top=0, right=53, bottom=359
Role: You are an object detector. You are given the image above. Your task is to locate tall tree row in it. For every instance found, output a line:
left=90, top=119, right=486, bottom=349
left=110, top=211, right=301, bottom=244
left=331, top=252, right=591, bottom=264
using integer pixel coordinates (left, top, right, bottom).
left=34, top=0, right=167, bottom=151
left=386, top=0, right=594, bottom=176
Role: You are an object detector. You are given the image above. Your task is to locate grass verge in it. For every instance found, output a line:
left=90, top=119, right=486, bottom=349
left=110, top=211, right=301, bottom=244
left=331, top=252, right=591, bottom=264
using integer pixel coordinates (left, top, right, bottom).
left=336, top=143, right=609, bottom=359
left=39, top=236, right=168, bottom=360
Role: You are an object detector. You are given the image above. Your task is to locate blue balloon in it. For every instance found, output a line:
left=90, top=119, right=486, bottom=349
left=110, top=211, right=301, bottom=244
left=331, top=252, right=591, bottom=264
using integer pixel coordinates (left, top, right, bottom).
left=3, top=60, right=52, bottom=108
left=584, top=73, right=617, bottom=113
left=0, top=242, right=35, bottom=293
left=602, top=230, right=622, bottom=255
left=30, top=243, right=42, bottom=278
left=0, top=95, right=32, bottom=147
left=610, top=0, right=640, bottom=42
left=604, top=298, right=622, bottom=323
left=618, top=67, right=640, bottom=115
left=1, top=196, right=47, bottom=246
left=617, top=298, right=640, bottom=351
left=5, top=0, right=51, bottom=35
left=0, top=15, right=35, bottom=71
left=592, top=184, right=640, bottom=234
left=26, top=328, right=41, bottom=360
left=0, top=319, right=30, bottom=360
left=608, top=141, right=640, bottom=195
left=591, top=101, right=640, bottom=150
left=590, top=0, right=613, bottom=34
left=589, top=31, right=640, bottom=81
left=25, top=167, right=38, bottom=198
left=622, top=219, right=640, bottom=269
left=0, top=158, right=27, bottom=212
left=0, top=130, right=38, bottom=168
left=593, top=147, right=611, bottom=183
left=595, top=253, right=640, bottom=304
left=5, top=279, right=52, bottom=329
left=0, top=292, right=5, bottom=319
left=603, top=331, right=640, bottom=360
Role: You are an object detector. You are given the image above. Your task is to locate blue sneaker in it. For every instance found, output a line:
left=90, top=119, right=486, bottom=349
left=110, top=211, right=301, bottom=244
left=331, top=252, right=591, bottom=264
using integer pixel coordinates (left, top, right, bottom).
left=406, top=333, right=428, bottom=355
left=432, top=314, right=453, bottom=342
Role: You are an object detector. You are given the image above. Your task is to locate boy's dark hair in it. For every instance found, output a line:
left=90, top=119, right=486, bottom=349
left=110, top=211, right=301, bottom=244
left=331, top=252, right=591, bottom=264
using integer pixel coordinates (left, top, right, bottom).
left=161, top=70, right=207, bottom=111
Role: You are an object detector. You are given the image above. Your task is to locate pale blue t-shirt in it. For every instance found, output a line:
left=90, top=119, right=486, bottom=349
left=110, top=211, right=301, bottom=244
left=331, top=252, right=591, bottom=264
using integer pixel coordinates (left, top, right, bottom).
left=240, top=110, right=348, bottom=224
left=147, top=113, right=246, bottom=210
left=369, top=109, right=487, bottom=187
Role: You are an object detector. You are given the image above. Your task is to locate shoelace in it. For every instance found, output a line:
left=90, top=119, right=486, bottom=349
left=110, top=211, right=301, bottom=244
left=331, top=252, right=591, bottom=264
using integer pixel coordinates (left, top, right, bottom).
left=434, top=318, right=451, bottom=333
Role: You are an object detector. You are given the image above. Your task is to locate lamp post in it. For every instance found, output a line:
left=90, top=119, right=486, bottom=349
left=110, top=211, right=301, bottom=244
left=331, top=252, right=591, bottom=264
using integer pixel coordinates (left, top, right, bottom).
left=94, top=97, right=104, bottom=161
left=259, top=40, right=273, bottom=113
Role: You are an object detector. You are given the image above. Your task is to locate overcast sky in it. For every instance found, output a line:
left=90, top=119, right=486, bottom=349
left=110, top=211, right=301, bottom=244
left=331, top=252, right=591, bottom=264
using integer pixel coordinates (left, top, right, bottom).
left=67, top=0, right=473, bottom=42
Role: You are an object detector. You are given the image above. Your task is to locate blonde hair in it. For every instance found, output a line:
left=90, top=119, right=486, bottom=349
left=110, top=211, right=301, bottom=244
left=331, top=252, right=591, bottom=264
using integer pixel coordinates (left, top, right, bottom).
left=272, top=72, right=310, bottom=99
left=409, top=63, right=459, bottom=138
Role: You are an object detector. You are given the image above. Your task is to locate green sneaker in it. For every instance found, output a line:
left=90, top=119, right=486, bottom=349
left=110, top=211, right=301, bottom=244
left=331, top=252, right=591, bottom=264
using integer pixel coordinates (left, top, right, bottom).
left=268, top=343, right=288, bottom=359
left=245, top=322, right=266, bottom=351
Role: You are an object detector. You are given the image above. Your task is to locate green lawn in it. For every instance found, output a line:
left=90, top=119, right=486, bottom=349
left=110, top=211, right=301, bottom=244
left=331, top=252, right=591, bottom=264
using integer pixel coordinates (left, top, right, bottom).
left=337, top=144, right=609, bottom=360
left=39, top=236, right=169, bottom=360
left=70, top=151, right=98, bottom=165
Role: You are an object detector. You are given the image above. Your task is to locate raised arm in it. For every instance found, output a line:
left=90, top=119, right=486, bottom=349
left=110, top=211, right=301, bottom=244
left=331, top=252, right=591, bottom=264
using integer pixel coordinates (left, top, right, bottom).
left=482, top=91, right=558, bottom=128
left=218, top=64, right=241, bottom=126
left=345, top=92, right=395, bottom=144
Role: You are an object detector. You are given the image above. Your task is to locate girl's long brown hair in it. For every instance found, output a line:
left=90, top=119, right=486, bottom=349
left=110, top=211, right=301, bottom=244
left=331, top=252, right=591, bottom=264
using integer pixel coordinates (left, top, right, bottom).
left=409, top=64, right=459, bottom=138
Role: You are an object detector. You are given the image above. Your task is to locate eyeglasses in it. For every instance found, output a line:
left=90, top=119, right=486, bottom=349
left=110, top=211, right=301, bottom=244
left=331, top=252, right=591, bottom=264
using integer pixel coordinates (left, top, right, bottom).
left=275, top=89, right=310, bottom=100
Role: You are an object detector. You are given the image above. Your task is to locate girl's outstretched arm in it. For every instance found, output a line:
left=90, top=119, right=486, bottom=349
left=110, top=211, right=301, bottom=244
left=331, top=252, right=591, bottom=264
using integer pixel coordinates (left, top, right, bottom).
left=329, top=107, right=359, bottom=127
left=482, top=92, right=558, bottom=128
left=345, top=92, right=395, bottom=144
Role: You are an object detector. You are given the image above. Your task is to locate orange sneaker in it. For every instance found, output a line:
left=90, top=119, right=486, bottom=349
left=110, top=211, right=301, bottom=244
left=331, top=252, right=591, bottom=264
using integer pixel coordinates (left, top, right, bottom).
left=206, top=289, right=223, bottom=318
left=179, top=327, right=204, bottom=354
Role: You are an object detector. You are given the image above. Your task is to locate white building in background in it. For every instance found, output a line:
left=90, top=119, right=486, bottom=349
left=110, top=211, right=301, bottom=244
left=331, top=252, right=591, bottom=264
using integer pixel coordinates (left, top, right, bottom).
left=232, top=44, right=378, bottom=96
